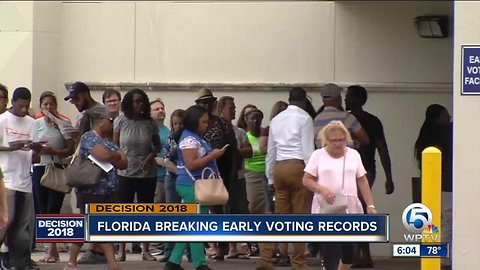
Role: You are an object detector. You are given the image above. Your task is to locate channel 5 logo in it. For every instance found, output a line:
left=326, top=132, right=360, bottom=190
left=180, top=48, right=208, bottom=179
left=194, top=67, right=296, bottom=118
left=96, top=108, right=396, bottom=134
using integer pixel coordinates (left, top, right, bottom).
left=402, top=203, right=439, bottom=242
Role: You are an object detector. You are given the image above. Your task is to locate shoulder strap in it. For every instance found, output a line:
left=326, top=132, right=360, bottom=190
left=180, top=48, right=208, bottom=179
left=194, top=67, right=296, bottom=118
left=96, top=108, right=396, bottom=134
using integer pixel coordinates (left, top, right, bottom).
left=69, top=144, right=81, bottom=165
left=342, top=149, right=346, bottom=191
left=184, top=166, right=196, bottom=181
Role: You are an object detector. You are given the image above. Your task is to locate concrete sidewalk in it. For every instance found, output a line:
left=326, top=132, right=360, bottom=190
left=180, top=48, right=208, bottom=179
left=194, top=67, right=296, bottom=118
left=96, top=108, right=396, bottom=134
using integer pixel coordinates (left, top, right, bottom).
left=31, top=251, right=420, bottom=270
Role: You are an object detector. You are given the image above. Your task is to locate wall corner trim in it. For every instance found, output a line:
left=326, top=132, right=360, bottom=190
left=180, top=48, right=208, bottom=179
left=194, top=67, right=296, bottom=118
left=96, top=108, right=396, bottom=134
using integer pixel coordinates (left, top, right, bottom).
left=63, top=81, right=452, bottom=94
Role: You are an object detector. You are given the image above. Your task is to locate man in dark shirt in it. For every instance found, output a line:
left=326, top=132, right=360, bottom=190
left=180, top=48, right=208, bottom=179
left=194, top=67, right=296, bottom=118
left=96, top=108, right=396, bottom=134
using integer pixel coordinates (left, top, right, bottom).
left=345, top=85, right=394, bottom=268
left=64, top=82, right=111, bottom=264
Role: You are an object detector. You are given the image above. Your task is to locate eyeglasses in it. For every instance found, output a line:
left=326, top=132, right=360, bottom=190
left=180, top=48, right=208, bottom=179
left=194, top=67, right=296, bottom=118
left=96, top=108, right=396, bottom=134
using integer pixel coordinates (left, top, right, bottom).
left=328, top=138, right=346, bottom=145
left=105, top=99, right=120, bottom=104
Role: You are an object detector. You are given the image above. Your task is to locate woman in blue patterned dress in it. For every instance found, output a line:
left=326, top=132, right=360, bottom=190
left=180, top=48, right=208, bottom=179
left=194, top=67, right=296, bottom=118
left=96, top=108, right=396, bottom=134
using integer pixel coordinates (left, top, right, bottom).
left=64, top=107, right=127, bottom=270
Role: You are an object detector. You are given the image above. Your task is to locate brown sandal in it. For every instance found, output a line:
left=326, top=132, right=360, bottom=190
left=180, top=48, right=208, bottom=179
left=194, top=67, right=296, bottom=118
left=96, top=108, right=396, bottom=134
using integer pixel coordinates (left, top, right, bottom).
left=141, top=252, right=157, bottom=261
left=39, top=256, right=60, bottom=263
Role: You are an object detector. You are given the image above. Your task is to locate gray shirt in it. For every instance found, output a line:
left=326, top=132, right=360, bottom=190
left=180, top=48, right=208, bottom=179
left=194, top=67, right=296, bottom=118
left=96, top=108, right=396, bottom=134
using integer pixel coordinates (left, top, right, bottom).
left=113, top=115, right=158, bottom=178
left=35, top=116, right=72, bottom=166
left=233, top=126, right=247, bottom=179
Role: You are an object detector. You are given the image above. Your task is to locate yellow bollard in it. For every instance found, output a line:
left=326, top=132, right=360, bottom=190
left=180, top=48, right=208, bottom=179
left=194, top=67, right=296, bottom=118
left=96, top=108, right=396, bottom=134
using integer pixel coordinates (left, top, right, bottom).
left=421, top=147, right=442, bottom=270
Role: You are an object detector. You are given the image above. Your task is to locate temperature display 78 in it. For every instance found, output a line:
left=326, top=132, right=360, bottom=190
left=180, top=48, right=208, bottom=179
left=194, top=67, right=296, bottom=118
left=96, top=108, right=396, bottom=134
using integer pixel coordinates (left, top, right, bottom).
left=420, top=244, right=449, bottom=257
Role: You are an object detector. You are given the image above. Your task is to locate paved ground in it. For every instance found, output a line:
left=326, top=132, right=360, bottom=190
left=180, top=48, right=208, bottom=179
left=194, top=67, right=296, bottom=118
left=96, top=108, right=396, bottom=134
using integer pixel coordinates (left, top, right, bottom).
left=31, top=251, right=420, bottom=270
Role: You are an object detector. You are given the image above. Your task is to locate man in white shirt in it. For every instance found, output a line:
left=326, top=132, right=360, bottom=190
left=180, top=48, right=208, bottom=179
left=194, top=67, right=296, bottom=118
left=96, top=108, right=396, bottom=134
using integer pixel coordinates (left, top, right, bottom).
left=0, top=87, right=42, bottom=270
left=257, top=88, right=314, bottom=270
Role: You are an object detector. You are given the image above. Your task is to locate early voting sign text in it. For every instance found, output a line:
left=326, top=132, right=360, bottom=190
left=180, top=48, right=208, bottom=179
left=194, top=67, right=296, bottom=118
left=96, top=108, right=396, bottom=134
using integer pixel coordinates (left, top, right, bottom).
left=462, top=45, right=480, bottom=95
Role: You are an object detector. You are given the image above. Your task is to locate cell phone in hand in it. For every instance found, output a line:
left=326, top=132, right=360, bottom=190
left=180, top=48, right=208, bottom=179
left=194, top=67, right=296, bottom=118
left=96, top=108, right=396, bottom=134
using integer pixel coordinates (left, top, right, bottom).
left=221, top=144, right=230, bottom=151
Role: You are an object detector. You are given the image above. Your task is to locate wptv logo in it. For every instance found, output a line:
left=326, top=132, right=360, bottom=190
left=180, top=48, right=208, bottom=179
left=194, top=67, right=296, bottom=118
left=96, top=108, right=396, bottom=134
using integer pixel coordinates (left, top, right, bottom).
left=402, top=203, right=439, bottom=242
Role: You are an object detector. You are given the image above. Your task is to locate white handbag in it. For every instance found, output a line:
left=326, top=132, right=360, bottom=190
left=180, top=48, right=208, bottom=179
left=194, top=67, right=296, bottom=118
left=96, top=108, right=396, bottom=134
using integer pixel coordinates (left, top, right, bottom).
left=186, top=165, right=229, bottom=206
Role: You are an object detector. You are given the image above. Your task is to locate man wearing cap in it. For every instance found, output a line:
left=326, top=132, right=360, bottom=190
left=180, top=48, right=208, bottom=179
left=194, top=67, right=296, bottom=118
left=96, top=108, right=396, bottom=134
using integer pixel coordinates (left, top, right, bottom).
left=260, top=87, right=314, bottom=270
left=64, top=82, right=111, bottom=265
left=65, top=82, right=109, bottom=140
left=312, top=83, right=369, bottom=270
left=195, top=88, right=237, bottom=261
left=314, top=83, right=369, bottom=149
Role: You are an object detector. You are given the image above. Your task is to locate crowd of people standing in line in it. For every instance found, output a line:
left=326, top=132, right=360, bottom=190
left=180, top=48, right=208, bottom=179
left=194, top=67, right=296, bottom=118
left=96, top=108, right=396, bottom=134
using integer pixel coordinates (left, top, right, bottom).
left=0, top=81, right=452, bottom=270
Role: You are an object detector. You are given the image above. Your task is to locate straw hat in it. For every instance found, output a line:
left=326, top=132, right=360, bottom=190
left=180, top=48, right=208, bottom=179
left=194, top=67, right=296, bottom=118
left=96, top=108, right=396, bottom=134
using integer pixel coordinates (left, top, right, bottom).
left=195, top=88, right=217, bottom=102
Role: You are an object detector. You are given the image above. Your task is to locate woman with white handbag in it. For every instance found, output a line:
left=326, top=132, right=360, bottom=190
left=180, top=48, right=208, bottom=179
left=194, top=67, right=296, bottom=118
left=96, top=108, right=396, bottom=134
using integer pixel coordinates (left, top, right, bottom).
left=165, top=105, right=226, bottom=270
left=32, top=91, right=75, bottom=263
left=302, top=121, right=377, bottom=270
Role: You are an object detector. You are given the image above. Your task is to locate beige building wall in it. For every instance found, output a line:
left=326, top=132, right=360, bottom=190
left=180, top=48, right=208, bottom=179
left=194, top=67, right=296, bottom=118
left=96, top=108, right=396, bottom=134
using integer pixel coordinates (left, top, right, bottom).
left=0, top=1, right=62, bottom=109
left=0, top=1, right=454, bottom=258
left=453, top=1, right=480, bottom=269
left=0, top=1, right=35, bottom=95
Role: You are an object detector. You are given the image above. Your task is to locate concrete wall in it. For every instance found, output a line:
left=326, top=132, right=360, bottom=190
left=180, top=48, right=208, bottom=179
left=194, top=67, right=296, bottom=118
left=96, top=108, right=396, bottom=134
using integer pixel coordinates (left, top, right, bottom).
left=0, top=1, right=34, bottom=94
left=334, top=1, right=452, bottom=83
left=60, top=1, right=453, bottom=84
left=0, top=1, right=62, bottom=105
left=453, top=2, right=480, bottom=268
left=1, top=1, right=453, bottom=257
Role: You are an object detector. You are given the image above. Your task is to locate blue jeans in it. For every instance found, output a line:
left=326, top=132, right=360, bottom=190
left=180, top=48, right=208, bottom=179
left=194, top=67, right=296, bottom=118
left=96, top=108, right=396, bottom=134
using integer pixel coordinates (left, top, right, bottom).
left=0, top=191, right=34, bottom=268
left=165, top=174, right=181, bottom=203
left=163, top=174, right=190, bottom=259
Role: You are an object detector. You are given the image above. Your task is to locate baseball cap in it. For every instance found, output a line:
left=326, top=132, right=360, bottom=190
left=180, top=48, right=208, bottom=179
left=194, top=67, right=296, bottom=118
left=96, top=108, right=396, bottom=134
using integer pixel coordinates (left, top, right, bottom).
left=320, top=83, right=342, bottom=100
left=64, top=82, right=90, bottom=101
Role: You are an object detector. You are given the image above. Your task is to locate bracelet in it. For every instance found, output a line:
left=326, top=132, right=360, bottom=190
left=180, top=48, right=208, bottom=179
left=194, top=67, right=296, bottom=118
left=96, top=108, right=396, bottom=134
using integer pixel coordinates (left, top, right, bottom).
left=367, top=205, right=375, bottom=209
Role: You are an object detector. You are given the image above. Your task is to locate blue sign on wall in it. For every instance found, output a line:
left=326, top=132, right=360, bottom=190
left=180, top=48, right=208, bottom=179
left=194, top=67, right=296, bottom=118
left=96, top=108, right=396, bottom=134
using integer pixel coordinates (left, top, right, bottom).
left=462, top=45, right=480, bottom=95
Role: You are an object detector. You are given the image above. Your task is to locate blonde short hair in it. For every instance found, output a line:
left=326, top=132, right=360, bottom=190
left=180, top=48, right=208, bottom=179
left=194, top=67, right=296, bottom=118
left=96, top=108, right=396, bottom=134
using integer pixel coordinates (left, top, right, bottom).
left=319, top=120, right=353, bottom=147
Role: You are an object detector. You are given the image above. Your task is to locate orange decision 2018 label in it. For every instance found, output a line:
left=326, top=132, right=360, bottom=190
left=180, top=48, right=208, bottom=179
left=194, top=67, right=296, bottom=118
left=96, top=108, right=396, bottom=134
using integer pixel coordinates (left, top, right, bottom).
left=87, top=203, right=197, bottom=214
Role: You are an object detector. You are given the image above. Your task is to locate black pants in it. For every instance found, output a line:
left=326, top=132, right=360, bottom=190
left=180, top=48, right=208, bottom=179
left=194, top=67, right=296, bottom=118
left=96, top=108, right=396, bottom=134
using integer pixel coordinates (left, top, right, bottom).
left=322, top=243, right=355, bottom=270
left=31, top=166, right=66, bottom=214
left=117, top=176, right=157, bottom=203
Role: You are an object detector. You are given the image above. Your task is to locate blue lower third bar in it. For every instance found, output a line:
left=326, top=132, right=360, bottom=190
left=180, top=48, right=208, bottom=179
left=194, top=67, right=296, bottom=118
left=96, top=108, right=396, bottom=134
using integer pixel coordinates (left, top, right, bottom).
left=36, top=214, right=85, bottom=242
left=420, top=243, right=449, bottom=257
left=87, top=214, right=389, bottom=243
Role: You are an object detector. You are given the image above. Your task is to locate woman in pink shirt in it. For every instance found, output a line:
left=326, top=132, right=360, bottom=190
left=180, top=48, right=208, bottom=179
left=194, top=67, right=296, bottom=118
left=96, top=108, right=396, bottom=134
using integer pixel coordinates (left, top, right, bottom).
left=302, top=121, right=376, bottom=270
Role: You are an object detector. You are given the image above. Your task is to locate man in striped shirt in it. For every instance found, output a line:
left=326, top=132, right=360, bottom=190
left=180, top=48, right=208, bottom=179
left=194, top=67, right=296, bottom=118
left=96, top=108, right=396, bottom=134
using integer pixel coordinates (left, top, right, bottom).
left=313, top=83, right=369, bottom=149
left=312, top=83, right=370, bottom=270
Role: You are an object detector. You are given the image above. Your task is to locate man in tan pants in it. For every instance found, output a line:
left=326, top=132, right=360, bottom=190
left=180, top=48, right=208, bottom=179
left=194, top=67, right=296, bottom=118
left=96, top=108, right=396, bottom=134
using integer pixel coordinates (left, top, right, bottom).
left=257, top=87, right=315, bottom=270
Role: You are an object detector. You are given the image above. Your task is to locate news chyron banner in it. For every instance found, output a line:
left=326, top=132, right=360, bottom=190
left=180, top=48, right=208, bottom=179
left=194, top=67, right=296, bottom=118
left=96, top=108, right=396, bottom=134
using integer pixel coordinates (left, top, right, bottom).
left=36, top=204, right=389, bottom=243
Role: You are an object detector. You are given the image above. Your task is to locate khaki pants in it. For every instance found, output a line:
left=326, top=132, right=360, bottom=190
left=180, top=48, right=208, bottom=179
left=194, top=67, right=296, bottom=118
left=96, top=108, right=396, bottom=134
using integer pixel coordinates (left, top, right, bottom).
left=260, top=161, right=313, bottom=267
left=245, top=171, right=268, bottom=214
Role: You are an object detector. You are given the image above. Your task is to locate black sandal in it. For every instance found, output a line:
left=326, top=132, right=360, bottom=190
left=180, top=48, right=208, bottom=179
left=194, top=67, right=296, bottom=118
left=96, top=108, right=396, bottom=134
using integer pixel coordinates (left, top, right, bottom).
left=273, top=256, right=291, bottom=267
